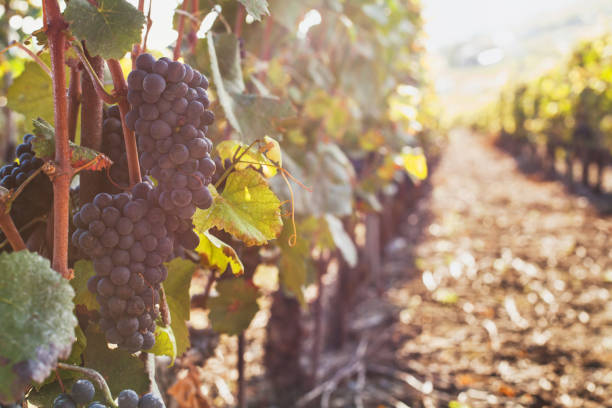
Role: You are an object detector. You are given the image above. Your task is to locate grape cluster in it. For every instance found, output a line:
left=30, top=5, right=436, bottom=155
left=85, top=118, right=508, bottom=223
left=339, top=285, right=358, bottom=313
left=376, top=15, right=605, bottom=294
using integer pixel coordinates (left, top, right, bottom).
left=125, top=53, right=215, bottom=246
left=0, top=134, right=53, bottom=247
left=73, top=182, right=172, bottom=351
left=52, top=380, right=165, bottom=408
left=102, top=105, right=130, bottom=188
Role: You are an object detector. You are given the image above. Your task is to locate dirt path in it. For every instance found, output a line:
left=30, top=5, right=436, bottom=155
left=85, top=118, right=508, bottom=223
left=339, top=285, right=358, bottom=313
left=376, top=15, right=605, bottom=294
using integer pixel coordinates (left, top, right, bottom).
left=362, top=129, right=612, bottom=408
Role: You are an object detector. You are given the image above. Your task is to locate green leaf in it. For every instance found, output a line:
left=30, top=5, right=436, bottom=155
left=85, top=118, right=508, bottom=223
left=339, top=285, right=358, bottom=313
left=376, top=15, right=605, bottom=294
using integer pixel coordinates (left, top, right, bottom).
left=147, top=326, right=177, bottom=364
left=209, top=33, right=245, bottom=94
left=194, top=168, right=283, bottom=246
left=215, top=138, right=281, bottom=178
left=64, top=0, right=145, bottom=59
left=208, top=279, right=260, bottom=335
left=324, top=214, right=357, bottom=268
left=196, top=231, right=244, bottom=275
left=7, top=54, right=55, bottom=125
left=0, top=251, right=77, bottom=404
left=71, top=260, right=99, bottom=311
left=277, top=222, right=310, bottom=306
left=163, top=258, right=197, bottom=357
left=207, top=32, right=295, bottom=143
left=271, top=144, right=354, bottom=217
left=238, top=0, right=270, bottom=21
left=32, top=118, right=113, bottom=171
left=82, top=326, right=149, bottom=397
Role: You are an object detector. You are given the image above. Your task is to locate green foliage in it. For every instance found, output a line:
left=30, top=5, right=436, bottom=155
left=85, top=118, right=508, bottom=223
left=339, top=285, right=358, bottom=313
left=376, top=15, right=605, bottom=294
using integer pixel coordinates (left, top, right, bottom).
left=31, top=119, right=113, bottom=171
left=196, top=231, right=244, bottom=275
left=147, top=326, right=177, bottom=364
left=277, top=221, right=311, bottom=306
left=208, top=279, right=260, bottom=335
left=194, top=169, right=283, bottom=246
left=7, top=54, right=56, bottom=125
left=207, top=32, right=295, bottom=143
left=71, top=260, right=98, bottom=311
left=82, top=327, right=149, bottom=397
left=237, top=0, right=270, bottom=21
left=163, top=258, right=197, bottom=357
left=0, top=251, right=77, bottom=404
left=64, top=0, right=145, bottom=59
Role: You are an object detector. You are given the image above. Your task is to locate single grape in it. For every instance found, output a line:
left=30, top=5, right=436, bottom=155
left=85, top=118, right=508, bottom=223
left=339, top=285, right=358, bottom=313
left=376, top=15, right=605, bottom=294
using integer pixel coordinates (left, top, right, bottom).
left=53, top=394, right=76, bottom=408
left=138, top=393, right=164, bottom=408
left=71, top=379, right=95, bottom=404
left=118, top=389, right=139, bottom=408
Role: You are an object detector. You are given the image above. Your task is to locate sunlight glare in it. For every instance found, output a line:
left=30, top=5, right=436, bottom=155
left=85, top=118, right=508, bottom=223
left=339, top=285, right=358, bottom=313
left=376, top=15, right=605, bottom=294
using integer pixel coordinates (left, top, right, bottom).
left=297, top=9, right=322, bottom=39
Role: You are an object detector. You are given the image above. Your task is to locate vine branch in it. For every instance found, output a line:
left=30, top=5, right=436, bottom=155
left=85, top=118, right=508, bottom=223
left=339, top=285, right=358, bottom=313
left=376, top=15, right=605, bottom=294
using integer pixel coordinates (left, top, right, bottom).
left=44, top=0, right=71, bottom=278
left=107, top=58, right=142, bottom=186
left=56, top=363, right=118, bottom=408
left=71, top=42, right=117, bottom=104
left=0, top=209, right=26, bottom=251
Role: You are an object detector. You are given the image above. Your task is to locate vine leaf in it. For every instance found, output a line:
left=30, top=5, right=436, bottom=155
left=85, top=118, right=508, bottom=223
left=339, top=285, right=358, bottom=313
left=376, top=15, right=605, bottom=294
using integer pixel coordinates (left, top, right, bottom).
left=31, top=119, right=113, bottom=171
left=194, top=168, right=283, bottom=247
left=64, top=0, right=145, bottom=60
left=237, top=0, right=270, bottom=21
left=324, top=214, right=358, bottom=268
left=82, top=327, right=149, bottom=398
left=147, top=326, right=177, bottom=364
left=400, top=147, right=428, bottom=180
left=208, top=279, right=260, bottom=335
left=163, top=258, right=197, bottom=357
left=271, top=144, right=354, bottom=217
left=0, top=251, right=77, bottom=404
left=207, top=33, right=295, bottom=143
left=71, top=260, right=99, bottom=311
left=216, top=137, right=281, bottom=178
left=278, top=221, right=311, bottom=306
left=196, top=231, right=244, bottom=275
left=6, top=53, right=57, bottom=125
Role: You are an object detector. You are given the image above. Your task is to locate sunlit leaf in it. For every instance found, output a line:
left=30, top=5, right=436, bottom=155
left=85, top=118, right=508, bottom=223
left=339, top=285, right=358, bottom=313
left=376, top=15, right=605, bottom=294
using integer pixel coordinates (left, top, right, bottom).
left=147, top=326, right=177, bottom=364
left=194, top=169, right=283, bottom=246
left=196, top=231, right=244, bottom=275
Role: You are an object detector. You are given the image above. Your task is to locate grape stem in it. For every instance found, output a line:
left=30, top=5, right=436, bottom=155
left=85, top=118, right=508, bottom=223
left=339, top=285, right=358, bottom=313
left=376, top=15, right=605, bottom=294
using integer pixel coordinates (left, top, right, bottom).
left=0, top=41, right=52, bottom=77
left=159, top=285, right=171, bottom=326
left=79, top=53, right=107, bottom=204
left=0, top=210, right=26, bottom=251
left=142, top=0, right=153, bottom=53
left=56, top=363, right=118, bottom=408
left=67, top=61, right=82, bottom=142
left=71, top=42, right=117, bottom=104
left=44, top=0, right=71, bottom=278
left=107, top=58, right=142, bottom=186
left=213, top=139, right=261, bottom=190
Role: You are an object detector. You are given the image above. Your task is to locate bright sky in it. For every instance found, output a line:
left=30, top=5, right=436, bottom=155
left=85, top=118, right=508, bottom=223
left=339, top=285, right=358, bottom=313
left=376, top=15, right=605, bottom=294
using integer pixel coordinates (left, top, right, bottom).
left=126, top=0, right=180, bottom=52
left=422, top=0, right=582, bottom=50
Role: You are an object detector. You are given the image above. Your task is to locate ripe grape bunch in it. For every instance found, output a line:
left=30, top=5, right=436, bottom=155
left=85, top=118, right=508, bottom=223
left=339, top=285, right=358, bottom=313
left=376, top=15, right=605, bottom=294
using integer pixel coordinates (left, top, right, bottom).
left=73, top=182, right=173, bottom=352
left=0, top=134, right=53, bottom=246
left=102, top=105, right=130, bottom=188
left=125, top=53, right=215, bottom=251
left=52, top=379, right=164, bottom=408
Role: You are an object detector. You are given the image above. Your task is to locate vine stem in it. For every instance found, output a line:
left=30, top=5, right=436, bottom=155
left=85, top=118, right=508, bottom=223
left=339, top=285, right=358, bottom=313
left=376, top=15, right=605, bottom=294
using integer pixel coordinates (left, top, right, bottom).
left=107, top=58, right=142, bottom=186
left=66, top=61, right=81, bottom=142
left=0, top=41, right=52, bottom=76
left=0, top=211, right=26, bottom=251
left=80, top=54, right=106, bottom=204
left=234, top=4, right=245, bottom=38
left=44, top=0, right=71, bottom=278
left=71, top=43, right=116, bottom=104
left=56, top=363, right=118, bottom=408
left=173, top=0, right=190, bottom=60
left=237, top=333, right=246, bottom=408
